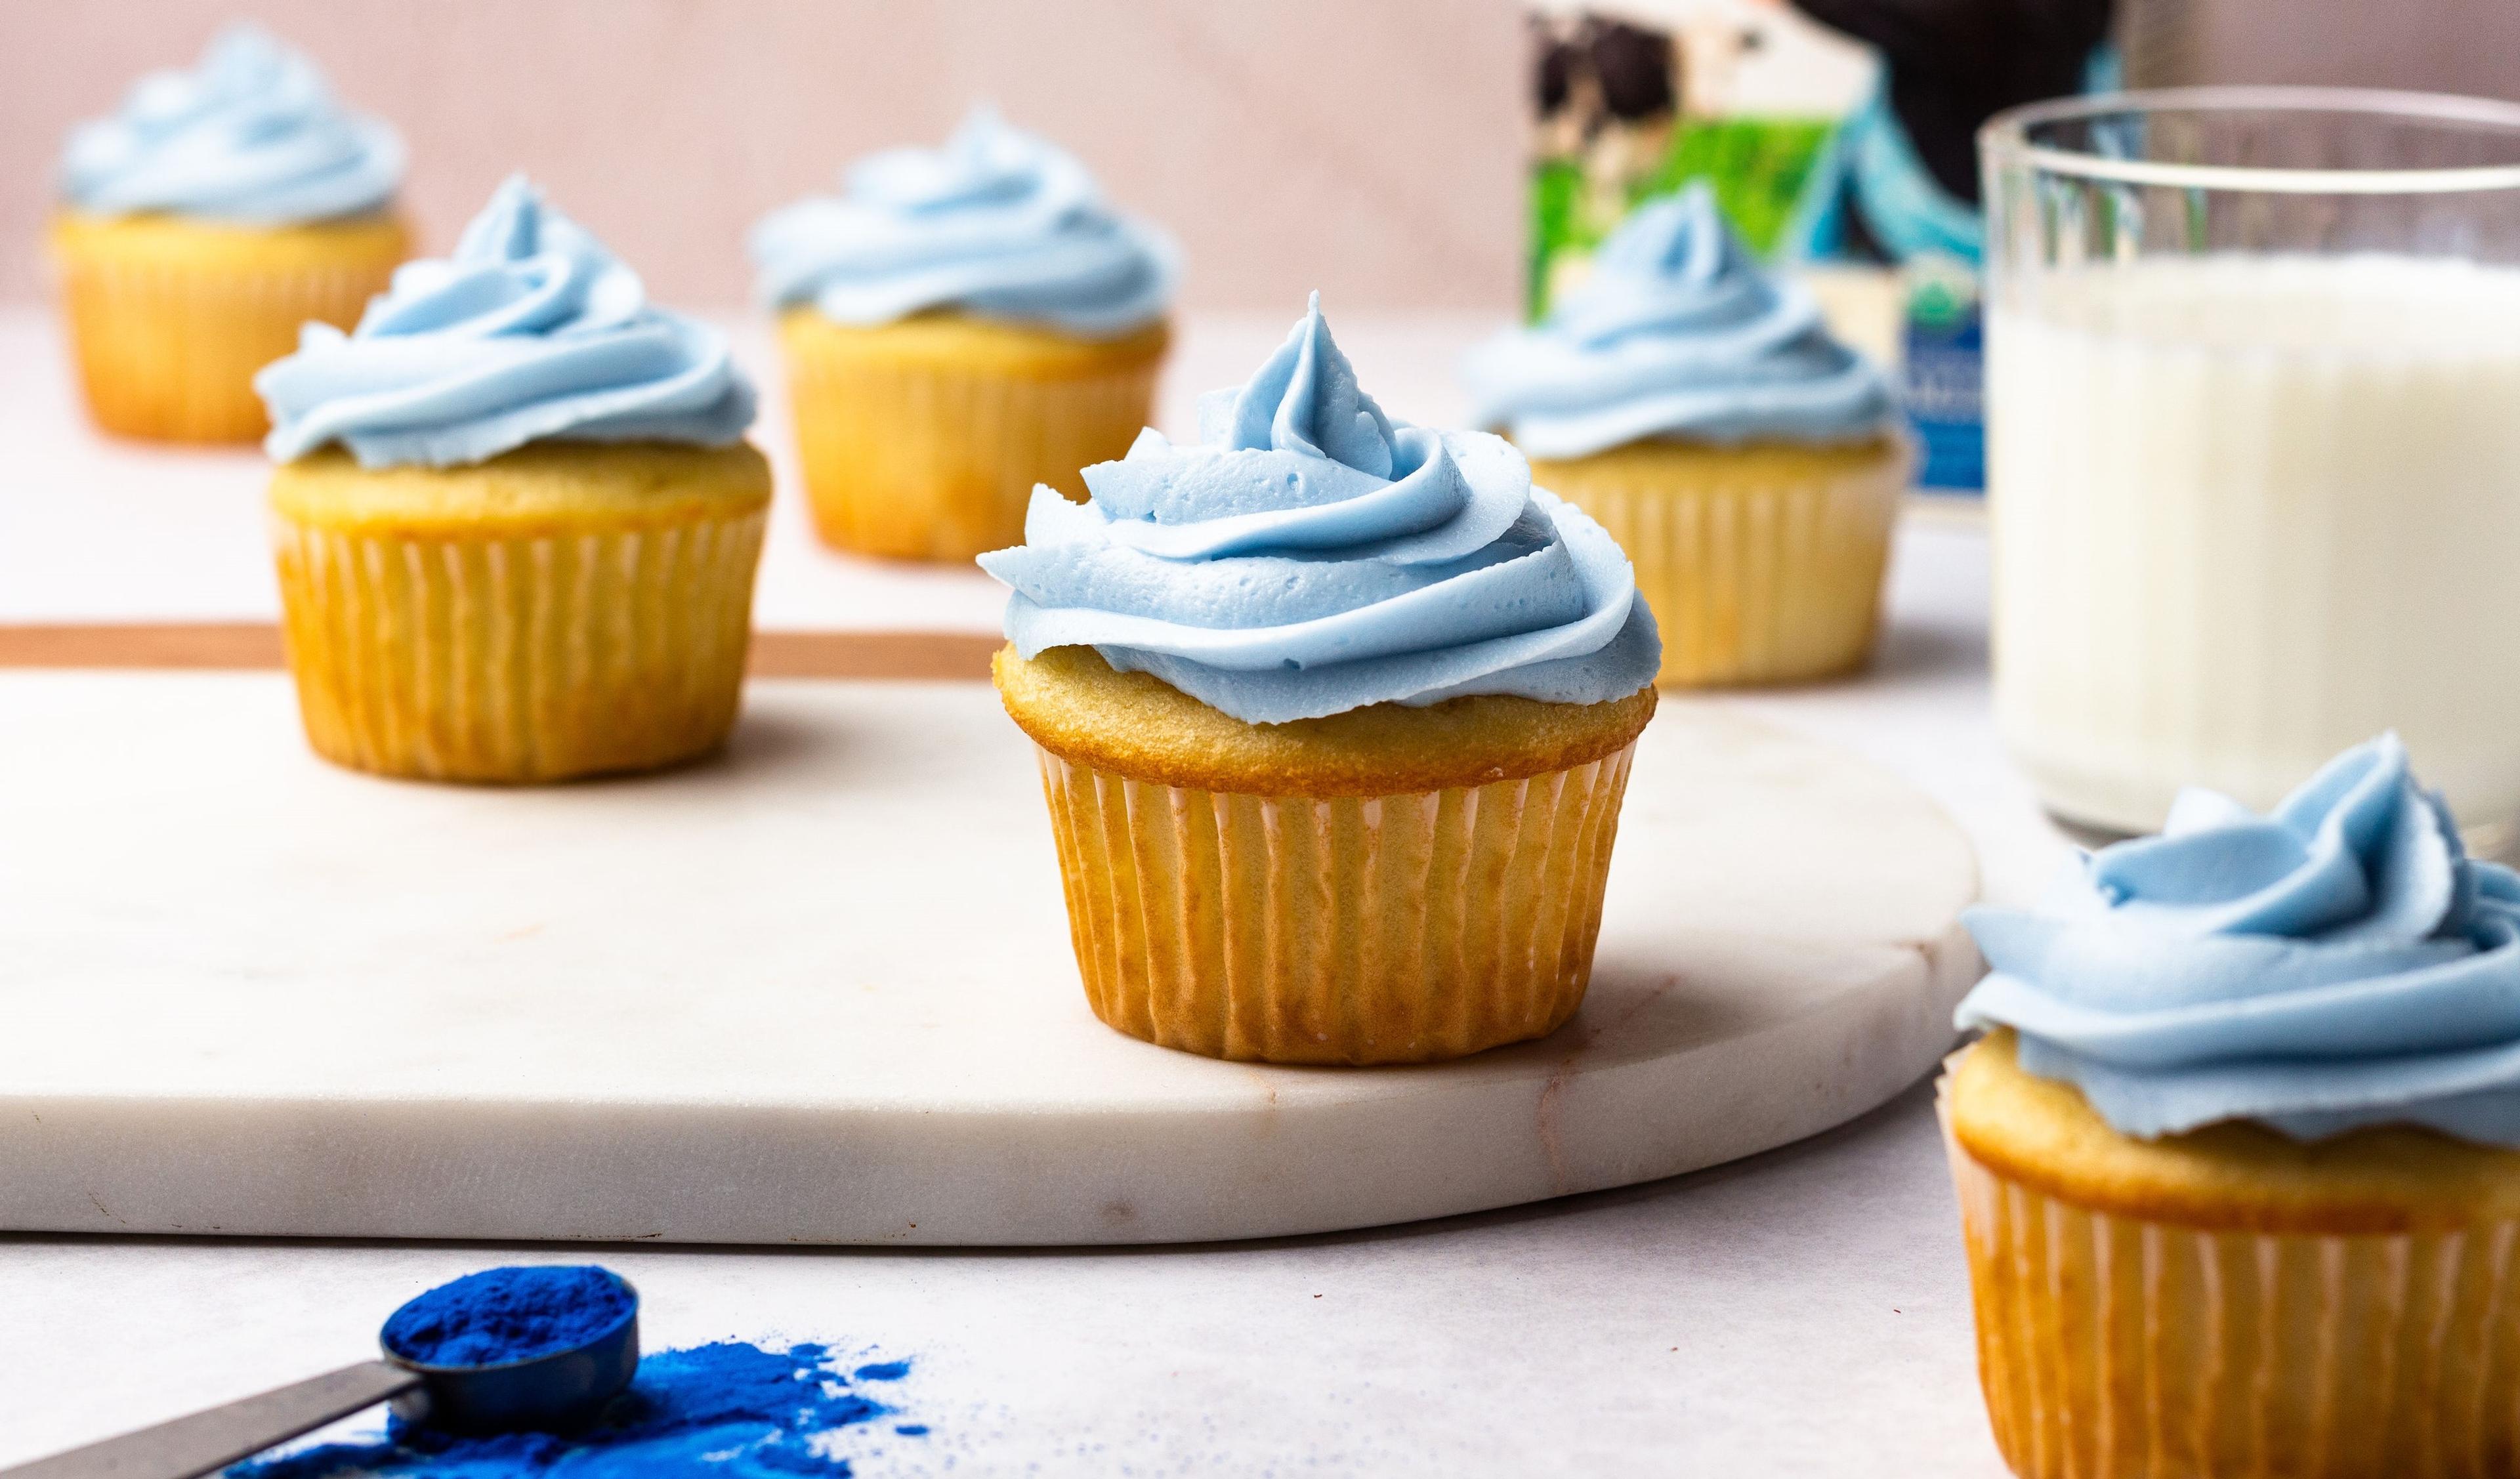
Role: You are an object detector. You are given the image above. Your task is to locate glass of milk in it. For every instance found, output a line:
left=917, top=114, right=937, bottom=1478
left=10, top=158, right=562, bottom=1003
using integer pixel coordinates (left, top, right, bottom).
left=1981, top=89, right=2520, bottom=839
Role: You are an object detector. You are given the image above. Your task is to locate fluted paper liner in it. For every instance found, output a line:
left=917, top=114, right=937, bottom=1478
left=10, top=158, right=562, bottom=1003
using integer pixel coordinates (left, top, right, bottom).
left=1538, top=446, right=1907, bottom=688
left=782, top=331, right=1160, bottom=562
left=272, top=509, right=767, bottom=782
left=1034, top=742, right=1637, bottom=1065
left=57, top=245, right=399, bottom=444
left=1939, top=1079, right=2520, bottom=1479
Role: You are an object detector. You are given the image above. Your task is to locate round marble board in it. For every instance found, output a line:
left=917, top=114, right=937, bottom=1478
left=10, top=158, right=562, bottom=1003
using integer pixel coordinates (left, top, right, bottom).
left=0, top=669, right=1979, bottom=1245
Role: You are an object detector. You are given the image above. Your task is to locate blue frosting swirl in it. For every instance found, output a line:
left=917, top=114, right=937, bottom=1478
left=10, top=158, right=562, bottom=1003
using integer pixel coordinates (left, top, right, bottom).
left=1958, top=735, right=2520, bottom=1146
left=58, top=24, right=402, bottom=224
left=978, top=296, right=1660, bottom=724
left=749, top=107, right=1176, bottom=339
left=1460, top=182, right=1895, bottom=459
left=257, top=177, right=755, bottom=469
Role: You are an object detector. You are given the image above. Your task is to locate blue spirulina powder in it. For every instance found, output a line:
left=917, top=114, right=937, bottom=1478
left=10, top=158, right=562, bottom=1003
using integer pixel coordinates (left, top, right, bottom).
left=381, top=1266, right=635, bottom=1367
left=232, top=1341, right=914, bottom=1478
left=230, top=1265, right=919, bottom=1478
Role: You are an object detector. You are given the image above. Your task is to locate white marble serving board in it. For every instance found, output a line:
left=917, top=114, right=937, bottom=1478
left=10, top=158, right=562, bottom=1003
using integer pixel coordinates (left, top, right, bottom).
left=0, top=671, right=1979, bottom=1245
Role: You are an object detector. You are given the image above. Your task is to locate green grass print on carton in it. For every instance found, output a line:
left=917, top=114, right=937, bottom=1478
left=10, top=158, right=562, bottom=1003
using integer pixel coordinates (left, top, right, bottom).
left=1529, top=117, right=1832, bottom=319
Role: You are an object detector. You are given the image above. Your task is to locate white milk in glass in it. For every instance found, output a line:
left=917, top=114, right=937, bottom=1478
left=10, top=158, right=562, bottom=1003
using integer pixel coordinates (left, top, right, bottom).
left=1989, top=254, right=2520, bottom=833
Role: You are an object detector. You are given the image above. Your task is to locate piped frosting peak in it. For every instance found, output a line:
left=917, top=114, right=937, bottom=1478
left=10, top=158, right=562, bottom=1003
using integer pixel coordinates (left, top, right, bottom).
left=59, top=24, right=402, bottom=224
left=980, top=295, right=1660, bottom=724
left=749, top=106, right=1175, bottom=339
left=1958, top=735, right=2520, bottom=1146
left=257, top=176, right=754, bottom=468
left=1461, top=181, right=1896, bottom=458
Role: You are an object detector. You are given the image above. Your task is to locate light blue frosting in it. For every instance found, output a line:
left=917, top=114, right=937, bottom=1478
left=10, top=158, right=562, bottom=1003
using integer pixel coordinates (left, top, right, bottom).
left=58, top=24, right=402, bottom=224
left=1460, top=182, right=1896, bottom=460
left=978, top=297, right=1660, bottom=725
left=257, top=177, right=755, bottom=469
left=748, top=107, right=1176, bottom=339
left=1958, top=736, right=2520, bottom=1146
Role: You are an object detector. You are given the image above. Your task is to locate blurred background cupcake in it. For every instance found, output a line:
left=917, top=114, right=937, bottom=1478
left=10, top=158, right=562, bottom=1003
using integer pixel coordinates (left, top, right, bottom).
left=51, top=23, right=408, bottom=444
left=1461, top=181, right=1906, bottom=688
left=256, top=176, right=765, bottom=784
left=1944, top=734, right=2520, bottom=1478
left=749, top=106, right=1177, bottom=564
left=982, top=296, right=1659, bottom=1066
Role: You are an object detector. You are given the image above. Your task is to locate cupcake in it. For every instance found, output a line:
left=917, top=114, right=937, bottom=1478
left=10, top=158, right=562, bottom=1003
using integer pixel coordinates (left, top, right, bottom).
left=980, top=296, right=1661, bottom=1065
left=1944, top=734, right=2520, bottom=1479
left=52, top=24, right=410, bottom=443
left=749, top=106, right=1177, bottom=562
left=1461, top=182, right=1908, bottom=687
left=255, top=177, right=765, bottom=784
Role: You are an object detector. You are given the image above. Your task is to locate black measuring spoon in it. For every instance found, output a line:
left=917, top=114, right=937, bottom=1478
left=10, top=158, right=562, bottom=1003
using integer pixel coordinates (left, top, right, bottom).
left=0, top=1270, right=639, bottom=1479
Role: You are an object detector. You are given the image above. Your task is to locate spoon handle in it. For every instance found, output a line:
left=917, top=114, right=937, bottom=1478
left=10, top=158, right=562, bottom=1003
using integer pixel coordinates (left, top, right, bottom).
left=0, top=1360, right=421, bottom=1479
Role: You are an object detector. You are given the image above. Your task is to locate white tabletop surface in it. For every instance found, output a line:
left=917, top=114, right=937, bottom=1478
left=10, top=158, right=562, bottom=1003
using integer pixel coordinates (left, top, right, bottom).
left=0, top=305, right=2063, bottom=1475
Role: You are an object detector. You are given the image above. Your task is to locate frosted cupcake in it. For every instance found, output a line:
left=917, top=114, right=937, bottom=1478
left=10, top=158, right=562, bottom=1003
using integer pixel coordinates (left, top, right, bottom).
left=982, top=297, right=1660, bottom=1065
left=53, top=25, right=409, bottom=443
left=1462, top=182, right=1906, bottom=687
left=1944, top=734, right=2520, bottom=1479
left=750, top=107, right=1176, bottom=562
left=255, top=177, right=765, bottom=784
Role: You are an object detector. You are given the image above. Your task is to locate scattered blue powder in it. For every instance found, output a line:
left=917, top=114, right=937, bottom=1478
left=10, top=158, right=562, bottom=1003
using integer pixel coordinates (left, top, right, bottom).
left=380, top=1266, right=635, bottom=1367
left=229, top=1341, right=915, bottom=1478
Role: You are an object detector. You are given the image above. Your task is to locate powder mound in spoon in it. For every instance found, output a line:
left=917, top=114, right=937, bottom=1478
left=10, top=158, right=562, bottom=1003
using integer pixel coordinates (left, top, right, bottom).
left=381, top=1265, right=635, bottom=1367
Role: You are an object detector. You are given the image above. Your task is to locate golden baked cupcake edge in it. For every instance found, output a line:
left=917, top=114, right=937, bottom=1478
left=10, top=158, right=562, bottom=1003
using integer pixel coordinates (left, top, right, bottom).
left=752, top=108, right=1177, bottom=563
left=255, top=178, right=765, bottom=786
left=50, top=27, right=410, bottom=444
left=1944, top=736, right=2520, bottom=1479
left=1463, top=181, right=1908, bottom=688
left=980, top=296, right=1664, bottom=1066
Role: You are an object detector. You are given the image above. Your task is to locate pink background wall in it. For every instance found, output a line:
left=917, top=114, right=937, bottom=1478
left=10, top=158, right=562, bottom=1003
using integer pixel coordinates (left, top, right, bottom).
left=2122, top=0, right=2520, bottom=98
left=9, top=1, right=2518, bottom=312
left=0, top=1, right=1529, bottom=312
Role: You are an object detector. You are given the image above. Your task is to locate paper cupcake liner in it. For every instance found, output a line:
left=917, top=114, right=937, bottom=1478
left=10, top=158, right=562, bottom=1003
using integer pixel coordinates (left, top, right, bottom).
left=1537, top=446, right=1907, bottom=688
left=782, top=337, right=1160, bottom=562
left=1940, top=1088, right=2520, bottom=1479
left=1034, top=742, right=1637, bottom=1065
left=56, top=246, right=399, bottom=445
left=272, top=509, right=768, bottom=783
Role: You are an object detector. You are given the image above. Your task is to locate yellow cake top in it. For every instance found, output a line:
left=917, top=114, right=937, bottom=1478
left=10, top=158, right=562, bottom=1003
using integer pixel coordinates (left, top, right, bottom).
left=269, top=441, right=770, bottom=538
left=996, top=643, right=1654, bottom=797
left=778, top=306, right=1168, bottom=379
left=1947, top=1031, right=2520, bottom=1235
left=1520, top=433, right=1906, bottom=480
left=52, top=208, right=408, bottom=270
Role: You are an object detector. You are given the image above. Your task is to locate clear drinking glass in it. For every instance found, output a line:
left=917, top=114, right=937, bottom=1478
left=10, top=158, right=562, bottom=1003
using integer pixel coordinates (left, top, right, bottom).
left=1979, top=88, right=2520, bottom=839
